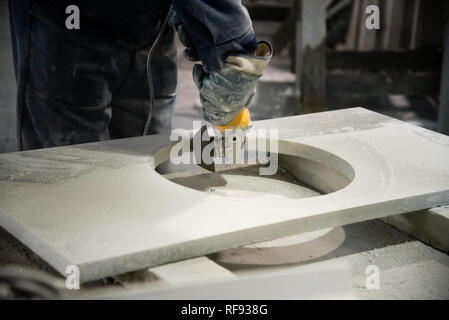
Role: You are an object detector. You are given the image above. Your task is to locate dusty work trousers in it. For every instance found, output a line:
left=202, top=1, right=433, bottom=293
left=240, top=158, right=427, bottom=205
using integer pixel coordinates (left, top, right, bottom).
left=10, top=3, right=177, bottom=150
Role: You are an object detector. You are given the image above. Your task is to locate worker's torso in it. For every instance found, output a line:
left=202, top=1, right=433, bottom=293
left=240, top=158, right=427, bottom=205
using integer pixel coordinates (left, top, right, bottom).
left=45, top=0, right=171, bottom=37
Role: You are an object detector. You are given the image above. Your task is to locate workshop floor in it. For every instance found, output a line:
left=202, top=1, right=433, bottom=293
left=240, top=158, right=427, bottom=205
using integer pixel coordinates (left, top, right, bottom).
left=1, top=218, right=449, bottom=299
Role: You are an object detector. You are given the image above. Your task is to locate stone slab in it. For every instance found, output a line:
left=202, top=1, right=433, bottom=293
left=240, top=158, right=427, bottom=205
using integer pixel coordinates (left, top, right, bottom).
left=1, top=108, right=449, bottom=282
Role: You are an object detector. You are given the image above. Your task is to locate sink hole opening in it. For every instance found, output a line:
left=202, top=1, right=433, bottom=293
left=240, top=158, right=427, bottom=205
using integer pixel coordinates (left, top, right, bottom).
left=156, top=153, right=323, bottom=200
left=153, top=139, right=355, bottom=198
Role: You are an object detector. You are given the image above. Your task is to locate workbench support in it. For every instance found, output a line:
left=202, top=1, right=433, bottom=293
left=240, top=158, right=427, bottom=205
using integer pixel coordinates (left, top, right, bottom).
left=295, top=0, right=327, bottom=114
left=382, top=205, right=449, bottom=254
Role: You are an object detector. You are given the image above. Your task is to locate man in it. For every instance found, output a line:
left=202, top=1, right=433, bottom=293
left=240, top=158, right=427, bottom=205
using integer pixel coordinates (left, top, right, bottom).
left=9, top=0, right=272, bottom=150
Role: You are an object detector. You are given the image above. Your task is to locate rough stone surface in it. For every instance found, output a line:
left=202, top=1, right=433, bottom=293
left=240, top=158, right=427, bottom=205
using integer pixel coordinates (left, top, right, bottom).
left=1, top=108, right=449, bottom=282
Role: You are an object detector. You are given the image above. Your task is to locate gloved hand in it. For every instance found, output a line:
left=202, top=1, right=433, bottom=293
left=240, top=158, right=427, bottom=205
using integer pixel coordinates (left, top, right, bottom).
left=169, top=9, right=272, bottom=126
left=193, top=41, right=272, bottom=126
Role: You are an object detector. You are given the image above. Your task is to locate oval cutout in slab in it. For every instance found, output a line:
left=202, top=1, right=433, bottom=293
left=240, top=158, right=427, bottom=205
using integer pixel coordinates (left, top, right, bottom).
left=159, top=162, right=320, bottom=200
left=156, top=140, right=355, bottom=198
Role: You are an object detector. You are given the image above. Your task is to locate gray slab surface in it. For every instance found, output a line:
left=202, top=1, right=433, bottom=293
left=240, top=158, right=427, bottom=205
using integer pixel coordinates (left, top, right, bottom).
left=1, top=108, right=449, bottom=282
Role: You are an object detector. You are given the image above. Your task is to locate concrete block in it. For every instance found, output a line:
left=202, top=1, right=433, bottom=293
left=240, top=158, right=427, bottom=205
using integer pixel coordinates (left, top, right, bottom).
left=382, top=205, right=449, bottom=253
left=150, top=257, right=235, bottom=285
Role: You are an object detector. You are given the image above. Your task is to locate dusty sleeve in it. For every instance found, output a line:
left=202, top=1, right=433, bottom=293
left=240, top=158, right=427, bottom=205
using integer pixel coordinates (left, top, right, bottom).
left=171, top=0, right=258, bottom=73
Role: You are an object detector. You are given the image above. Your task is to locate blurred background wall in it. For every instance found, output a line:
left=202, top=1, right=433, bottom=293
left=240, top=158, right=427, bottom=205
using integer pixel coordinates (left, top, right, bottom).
left=0, top=0, right=16, bottom=153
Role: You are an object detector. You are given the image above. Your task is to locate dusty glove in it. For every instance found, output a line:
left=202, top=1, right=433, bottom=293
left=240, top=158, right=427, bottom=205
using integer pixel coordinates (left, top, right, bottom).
left=193, top=41, right=272, bottom=126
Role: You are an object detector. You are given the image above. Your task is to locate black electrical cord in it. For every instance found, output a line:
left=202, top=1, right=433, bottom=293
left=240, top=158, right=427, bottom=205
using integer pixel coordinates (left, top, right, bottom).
left=142, top=5, right=173, bottom=136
